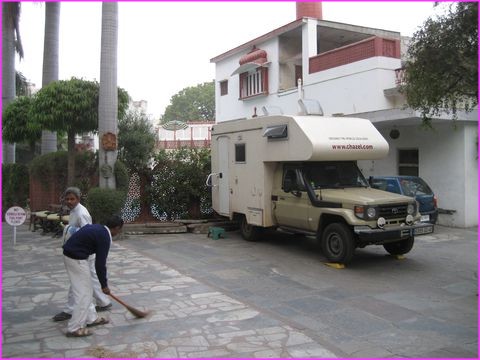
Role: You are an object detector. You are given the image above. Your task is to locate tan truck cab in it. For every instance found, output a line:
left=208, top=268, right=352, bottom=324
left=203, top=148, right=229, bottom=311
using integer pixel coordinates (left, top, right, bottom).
left=208, top=114, right=433, bottom=264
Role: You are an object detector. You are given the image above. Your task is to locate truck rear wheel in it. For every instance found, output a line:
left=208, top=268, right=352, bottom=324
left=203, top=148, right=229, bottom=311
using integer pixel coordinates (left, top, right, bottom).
left=383, top=237, right=414, bottom=255
left=240, top=216, right=262, bottom=242
left=321, top=223, right=355, bottom=264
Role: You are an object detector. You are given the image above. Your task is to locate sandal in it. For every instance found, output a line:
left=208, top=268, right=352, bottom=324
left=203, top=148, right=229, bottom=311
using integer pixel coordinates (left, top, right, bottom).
left=66, top=328, right=91, bottom=337
left=87, top=316, right=109, bottom=327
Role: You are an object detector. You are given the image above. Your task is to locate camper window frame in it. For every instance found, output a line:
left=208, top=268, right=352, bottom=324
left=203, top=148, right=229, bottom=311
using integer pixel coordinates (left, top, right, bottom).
left=235, top=143, right=246, bottom=163
left=263, top=124, right=288, bottom=141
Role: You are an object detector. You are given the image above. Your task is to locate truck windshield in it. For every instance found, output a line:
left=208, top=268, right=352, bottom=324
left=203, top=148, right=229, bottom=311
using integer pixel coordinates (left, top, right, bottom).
left=303, top=161, right=369, bottom=189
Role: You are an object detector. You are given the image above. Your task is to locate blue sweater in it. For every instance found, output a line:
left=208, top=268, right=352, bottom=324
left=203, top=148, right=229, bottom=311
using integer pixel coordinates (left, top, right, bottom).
left=63, top=224, right=111, bottom=288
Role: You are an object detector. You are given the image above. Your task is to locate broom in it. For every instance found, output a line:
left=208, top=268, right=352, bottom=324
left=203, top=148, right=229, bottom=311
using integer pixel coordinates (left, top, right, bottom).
left=109, top=293, right=149, bottom=318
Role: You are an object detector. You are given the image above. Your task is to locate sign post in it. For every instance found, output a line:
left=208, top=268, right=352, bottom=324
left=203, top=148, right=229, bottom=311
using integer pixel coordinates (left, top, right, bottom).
left=5, top=206, right=27, bottom=246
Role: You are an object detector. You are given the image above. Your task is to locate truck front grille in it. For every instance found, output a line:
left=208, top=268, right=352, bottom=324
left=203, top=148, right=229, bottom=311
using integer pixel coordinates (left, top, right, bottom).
left=378, top=204, right=408, bottom=219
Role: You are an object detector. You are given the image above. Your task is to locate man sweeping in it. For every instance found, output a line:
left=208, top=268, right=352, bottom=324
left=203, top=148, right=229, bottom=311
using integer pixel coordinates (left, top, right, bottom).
left=62, top=215, right=124, bottom=337
left=53, top=187, right=112, bottom=321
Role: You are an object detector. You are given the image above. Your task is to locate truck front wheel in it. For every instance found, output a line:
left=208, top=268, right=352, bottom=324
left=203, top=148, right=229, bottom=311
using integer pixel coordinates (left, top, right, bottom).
left=240, top=216, right=262, bottom=242
left=321, top=223, right=355, bottom=264
left=383, top=237, right=414, bottom=255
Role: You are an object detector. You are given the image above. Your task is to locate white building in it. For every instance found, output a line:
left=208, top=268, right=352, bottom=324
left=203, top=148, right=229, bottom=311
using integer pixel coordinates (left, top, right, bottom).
left=210, top=2, right=477, bottom=228
left=131, top=99, right=148, bottom=114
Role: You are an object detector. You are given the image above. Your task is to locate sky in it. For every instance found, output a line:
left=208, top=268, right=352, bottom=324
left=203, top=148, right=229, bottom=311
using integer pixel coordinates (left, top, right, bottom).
left=15, top=1, right=445, bottom=121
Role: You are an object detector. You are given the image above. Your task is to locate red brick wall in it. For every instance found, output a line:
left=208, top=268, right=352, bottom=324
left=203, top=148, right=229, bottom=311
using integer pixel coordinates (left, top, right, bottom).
left=29, top=174, right=99, bottom=211
left=309, top=36, right=400, bottom=74
left=29, top=176, right=65, bottom=211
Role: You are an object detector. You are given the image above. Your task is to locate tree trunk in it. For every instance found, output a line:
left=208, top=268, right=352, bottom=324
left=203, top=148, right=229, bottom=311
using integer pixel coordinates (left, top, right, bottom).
left=98, top=2, right=118, bottom=189
left=2, top=3, right=17, bottom=164
left=67, top=129, right=76, bottom=186
left=41, top=2, right=60, bottom=154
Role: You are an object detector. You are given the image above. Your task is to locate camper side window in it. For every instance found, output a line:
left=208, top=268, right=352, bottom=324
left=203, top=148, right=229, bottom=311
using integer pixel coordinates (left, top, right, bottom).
left=235, top=143, right=246, bottom=163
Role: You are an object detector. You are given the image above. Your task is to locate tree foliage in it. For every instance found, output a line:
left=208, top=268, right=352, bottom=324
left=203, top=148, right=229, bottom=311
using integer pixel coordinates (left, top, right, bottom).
left=33, top=78, right=99, bottom=134
left=117, top=110, right=156, bottom=173
left=149, top=148, right=212, bottom=220
left=3, top=2, right=24, bottom=59
left=2, top=96, right=41, bottom=147
left=403, top=2, right=478, bottom=123
left=30, top=77, right=129, bottom=185
left=32, top=77, right=130, bottom=134
left=161, top=81, right=215, bottom=123
left=16, top=71, right=29, bottom=96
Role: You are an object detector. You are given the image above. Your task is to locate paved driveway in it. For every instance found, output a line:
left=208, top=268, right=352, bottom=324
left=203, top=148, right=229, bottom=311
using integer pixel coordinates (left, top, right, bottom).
left=2, top=223, right=477, bottom=358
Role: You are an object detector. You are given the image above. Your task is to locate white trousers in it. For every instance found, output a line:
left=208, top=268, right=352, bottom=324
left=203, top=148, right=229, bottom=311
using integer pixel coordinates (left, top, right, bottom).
left=63, top=256, right=98, bottom=332
left=64, top=255, right=111, bottom=313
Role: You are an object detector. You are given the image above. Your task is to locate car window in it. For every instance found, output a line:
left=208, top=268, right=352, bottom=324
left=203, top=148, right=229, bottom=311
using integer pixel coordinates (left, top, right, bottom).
left=370, top=178, right=388, bottom=191
left=400, top=178, right=433, bottom=196
left=386, top=180, right=401, bottom=194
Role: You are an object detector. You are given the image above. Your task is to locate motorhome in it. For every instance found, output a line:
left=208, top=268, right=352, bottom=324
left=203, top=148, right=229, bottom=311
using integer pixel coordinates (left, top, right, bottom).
left=207, top=112, right=433, bottom=264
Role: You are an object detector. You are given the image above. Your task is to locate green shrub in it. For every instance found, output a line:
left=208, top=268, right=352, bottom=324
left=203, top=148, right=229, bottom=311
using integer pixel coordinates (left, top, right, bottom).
left=86, top=187, right=126, bottom=224
left=149, top=148, right=212, bottom=220
left=2, top=163, right=29, bottom=217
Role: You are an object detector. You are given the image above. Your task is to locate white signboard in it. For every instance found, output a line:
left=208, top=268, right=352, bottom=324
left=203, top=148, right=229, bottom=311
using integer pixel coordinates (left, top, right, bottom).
left=5, top=206, right=27, bottom=246
left=5, top=206, right=27, bottom=226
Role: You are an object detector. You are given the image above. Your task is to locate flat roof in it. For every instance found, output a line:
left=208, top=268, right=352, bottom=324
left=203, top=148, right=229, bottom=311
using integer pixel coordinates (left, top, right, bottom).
left=210, top=18, right=401, bottom=63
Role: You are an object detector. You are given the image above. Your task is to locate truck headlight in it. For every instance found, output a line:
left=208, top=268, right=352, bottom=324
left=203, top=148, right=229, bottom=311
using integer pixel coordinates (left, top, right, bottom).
left=354, top=205, right=378, bottom=220
left=367, top=207, right=377, bottom=219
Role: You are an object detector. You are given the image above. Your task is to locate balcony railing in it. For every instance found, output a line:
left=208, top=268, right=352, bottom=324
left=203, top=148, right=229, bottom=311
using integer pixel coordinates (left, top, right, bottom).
left=309, top=36, right=401, bottom=74
left=395, top=67, right=406, bottom=86
left=156, top=139, right=211, bottom=150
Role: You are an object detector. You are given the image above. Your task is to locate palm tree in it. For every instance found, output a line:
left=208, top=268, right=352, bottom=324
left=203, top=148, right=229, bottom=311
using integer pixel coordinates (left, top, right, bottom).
left=15, top=71, right=29, bottom=96
left=2, top=2, right=23, bottom=163
left=40, top=2, right=60, bottom=154
left=98, top=2, right=118, bottom=189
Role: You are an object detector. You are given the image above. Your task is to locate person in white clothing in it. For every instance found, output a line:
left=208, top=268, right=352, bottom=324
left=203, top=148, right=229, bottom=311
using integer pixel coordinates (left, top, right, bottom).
left=53, top=187, right=112, bottom=322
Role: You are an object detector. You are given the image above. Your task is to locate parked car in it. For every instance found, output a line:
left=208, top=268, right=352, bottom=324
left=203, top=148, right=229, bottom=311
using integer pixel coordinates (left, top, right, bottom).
left=369, top=176, right=438, bottom=224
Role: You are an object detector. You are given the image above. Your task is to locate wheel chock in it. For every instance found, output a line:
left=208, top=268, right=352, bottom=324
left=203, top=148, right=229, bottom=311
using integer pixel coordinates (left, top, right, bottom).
left=207, top=226, right=226, bottom=240
left=323, top=262, right=345, bottom=269
left=394, top=255, right=406, bottom=260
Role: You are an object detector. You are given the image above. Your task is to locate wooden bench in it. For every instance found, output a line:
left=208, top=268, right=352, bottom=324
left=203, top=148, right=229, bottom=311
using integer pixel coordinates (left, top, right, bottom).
left=30, top=204, right=69, bottom=236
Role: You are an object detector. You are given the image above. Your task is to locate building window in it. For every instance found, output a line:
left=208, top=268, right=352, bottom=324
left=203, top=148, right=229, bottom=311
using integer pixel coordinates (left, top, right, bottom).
left=398, top=149, right=418, bottom=176
left=239, top=67, right=268, bottom=99
left=235, top=143, right=246, bottom=163
left=220, top=80, right=228, bottom=96
left=295, top=65, right=303, bottom=85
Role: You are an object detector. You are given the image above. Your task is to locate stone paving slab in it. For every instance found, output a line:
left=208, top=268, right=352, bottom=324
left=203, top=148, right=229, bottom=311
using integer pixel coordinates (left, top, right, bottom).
left=117, top=225, right=478, bottom=358
left=2, top=225, right=337, bottom=358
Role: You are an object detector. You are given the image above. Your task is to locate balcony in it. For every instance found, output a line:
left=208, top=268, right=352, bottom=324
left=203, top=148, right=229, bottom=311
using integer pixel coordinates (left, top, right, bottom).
left=309, top=36, right=401, bottom=74
left=156, top=139, right=211, bottom=150
left=395, top=67, right=406, bottom=86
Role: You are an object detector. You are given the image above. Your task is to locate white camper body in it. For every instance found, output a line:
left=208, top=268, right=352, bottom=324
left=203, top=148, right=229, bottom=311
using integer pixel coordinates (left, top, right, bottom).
left=209, top=115, right=389, bottom=226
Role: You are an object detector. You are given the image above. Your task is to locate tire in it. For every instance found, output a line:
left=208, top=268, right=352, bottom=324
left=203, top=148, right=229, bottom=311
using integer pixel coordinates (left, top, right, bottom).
left=321, top=223, right=355, bottom=264
left=239, top=215, right=262, bottom=241
left=383, top=236, right=414, bottom=255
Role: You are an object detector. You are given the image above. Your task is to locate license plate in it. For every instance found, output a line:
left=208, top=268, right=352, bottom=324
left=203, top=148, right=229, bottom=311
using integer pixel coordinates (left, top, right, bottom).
left=420, top=215, right=430, bottom=222
left=414, top=226, right=433, bottom=235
